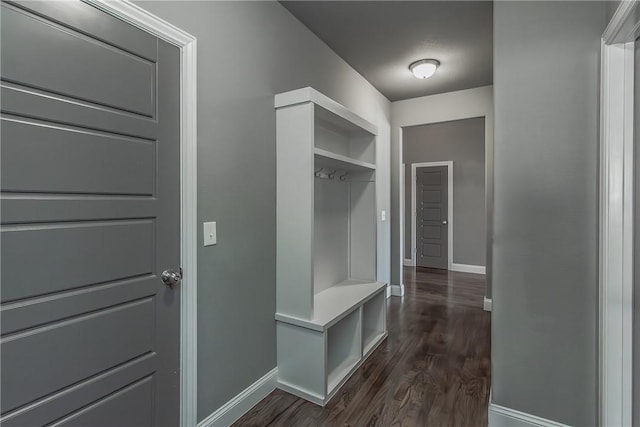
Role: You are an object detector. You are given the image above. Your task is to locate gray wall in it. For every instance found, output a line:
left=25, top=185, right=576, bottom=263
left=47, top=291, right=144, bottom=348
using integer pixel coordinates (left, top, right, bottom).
left=493, top=2, right=605, bottom=425
left=133, top=1, right=390, bottom=421
left=403, top=118, right=486, bottom=266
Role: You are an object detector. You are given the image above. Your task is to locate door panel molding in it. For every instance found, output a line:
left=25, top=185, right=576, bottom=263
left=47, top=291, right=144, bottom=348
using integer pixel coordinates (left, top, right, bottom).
left=411, top=161, right=453, bottom=271
left=1, top=3, right=157, bottom=117
left=81, top=2, right=198, bottom=426
left=599, top=1, right=639, bottom=425
left=1, top=353, right=157, bottom=427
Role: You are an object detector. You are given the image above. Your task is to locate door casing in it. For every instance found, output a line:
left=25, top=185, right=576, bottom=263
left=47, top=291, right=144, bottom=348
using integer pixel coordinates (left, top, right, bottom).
left=599, top=1, right=640, bottom=425
left=83, top=2, right=198, bottom=426
left=411, top=161, right=453, bottom=271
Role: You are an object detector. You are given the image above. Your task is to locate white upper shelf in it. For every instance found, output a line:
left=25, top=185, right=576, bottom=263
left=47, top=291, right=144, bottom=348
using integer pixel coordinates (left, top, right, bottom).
left=274, top=87, right=378, bottom=136
left=275, top=280, right=386, bottom=332
left=314, top=148, right=376, bottom=172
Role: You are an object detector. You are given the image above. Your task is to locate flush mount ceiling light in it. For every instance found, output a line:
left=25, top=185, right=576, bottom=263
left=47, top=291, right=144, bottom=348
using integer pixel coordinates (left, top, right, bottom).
left=409, top=59, right=440, bottom=79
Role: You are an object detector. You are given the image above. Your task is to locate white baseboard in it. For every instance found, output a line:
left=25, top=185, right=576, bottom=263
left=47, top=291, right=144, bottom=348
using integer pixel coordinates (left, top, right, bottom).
left=451, top=263, right=486, bottom=275
left=403, top=258, right=415, bottom=267
left=198, top=367, right=278, bottom=427
left=277, top=380, right=324, bottom=406
left=391, top=284, right=405, bottom=297
left=488, top=402, right=570, bottom=427
left=483, top=297, right=492, bottom=312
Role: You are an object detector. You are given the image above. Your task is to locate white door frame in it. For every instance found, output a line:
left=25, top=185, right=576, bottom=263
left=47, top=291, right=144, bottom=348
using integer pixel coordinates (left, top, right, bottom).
left=403, top=164, right=413, bottom=267
left=599, top=1, right=638, bottom=425
left=82, top=1, right=198, bottom=426
left=411, top=161, right=454, bottom=271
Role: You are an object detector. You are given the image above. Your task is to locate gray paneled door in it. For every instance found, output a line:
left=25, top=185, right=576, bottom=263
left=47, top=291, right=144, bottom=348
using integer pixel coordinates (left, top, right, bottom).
left=0, top=1, right=181, bottom=425
left=416, top=166, right=448, bottom=269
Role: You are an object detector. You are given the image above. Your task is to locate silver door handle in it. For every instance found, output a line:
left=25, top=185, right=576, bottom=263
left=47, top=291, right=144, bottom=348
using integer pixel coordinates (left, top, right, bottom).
left=162, top=269, right=182, bottom=288
left=442, top=220, right=448, bottom=225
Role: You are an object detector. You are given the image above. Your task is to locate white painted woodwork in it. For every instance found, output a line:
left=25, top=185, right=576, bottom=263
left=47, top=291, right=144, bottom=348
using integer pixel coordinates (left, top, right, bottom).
left=599, top=2, right=639, bottom=425
left=276, top=102, right=314, bottom=319
left=274, top=87, right=378, bottom=136
left=275, top=280, right=386, bottom=331
left=275, top=87, right=387, bottom=406
left=314, top=148, right=376, bottom=172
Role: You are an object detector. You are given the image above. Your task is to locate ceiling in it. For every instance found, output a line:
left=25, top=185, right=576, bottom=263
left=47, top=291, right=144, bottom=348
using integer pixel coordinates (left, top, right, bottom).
left=280, top=1, right=493, bottom=102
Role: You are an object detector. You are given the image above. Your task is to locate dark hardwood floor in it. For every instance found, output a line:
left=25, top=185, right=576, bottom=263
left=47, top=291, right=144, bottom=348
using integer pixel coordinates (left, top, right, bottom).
left=233, top=267, right=491, bottom=427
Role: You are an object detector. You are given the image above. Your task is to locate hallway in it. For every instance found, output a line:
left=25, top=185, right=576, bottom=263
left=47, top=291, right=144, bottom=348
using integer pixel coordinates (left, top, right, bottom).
left=233, top=268, right=491, bottom=426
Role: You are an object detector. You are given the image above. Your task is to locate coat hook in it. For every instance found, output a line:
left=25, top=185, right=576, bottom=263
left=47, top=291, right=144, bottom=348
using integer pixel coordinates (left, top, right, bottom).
left=328, top=170, right=337, bottom=179
left=339, top=173, right=348, bottom=181
left=314, top=167, right=323, bottom=177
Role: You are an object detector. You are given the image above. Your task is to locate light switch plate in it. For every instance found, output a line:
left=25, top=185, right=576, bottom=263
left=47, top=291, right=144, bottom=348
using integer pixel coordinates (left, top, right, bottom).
left=203, top=221, right=217, bottom=246
left=381, top=210, right=386, bottom=221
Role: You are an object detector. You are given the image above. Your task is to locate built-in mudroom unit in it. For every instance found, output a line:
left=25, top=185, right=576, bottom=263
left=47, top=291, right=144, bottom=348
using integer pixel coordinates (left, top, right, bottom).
left=274, top=87, right=388, bottom=405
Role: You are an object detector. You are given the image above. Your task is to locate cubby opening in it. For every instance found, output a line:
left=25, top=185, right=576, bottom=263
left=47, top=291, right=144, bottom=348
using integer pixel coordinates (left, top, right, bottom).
left=313, top=171, right=376, bottom=297
left=326, top=308, right=361, bottom=393
left=362, top=292, right=386, bottom=356
left=313, top=177, right=349, bottom=295
left=348, top=177, right=376, bottom=282
left=314, top=105, right=376, bottom=166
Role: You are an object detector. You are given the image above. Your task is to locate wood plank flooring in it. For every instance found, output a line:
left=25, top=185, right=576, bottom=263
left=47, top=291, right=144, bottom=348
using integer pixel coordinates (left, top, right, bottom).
left=233, top=267, right=491, bottom=427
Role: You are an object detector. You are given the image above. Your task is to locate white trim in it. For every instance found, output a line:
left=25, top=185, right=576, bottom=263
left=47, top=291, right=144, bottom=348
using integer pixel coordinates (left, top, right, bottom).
left=488, top=402, right=570, bottom=427
left=274, top=87, right=378, bottom=135
left=82, top=2, right=198, bottom=426
left=391, top=284, right=405, bottom=297
left=402, top=163, right=413, bottom=265
left=483, top=297, right=492, bottom=312
left=277, top=380, right=324, bottom=406
left=86, top=0, right=196, bottom=46
left=198, top=368, right=278, bottom=427
left=411, top=161, right=454, bottom=270
left=599, top=2, right=638, bottom=425
left=451, top=263, right=486, bottom=275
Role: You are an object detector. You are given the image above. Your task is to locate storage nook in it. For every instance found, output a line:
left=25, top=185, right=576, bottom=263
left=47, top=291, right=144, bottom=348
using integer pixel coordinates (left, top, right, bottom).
left=275, top=87, right=388, bottom=405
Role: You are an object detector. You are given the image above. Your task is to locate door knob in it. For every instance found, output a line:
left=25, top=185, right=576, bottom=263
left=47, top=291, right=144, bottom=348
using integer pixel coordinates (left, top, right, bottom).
left=442, top=220, right=448, bottom=225
left=162, top=268, right=182, bottom=288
